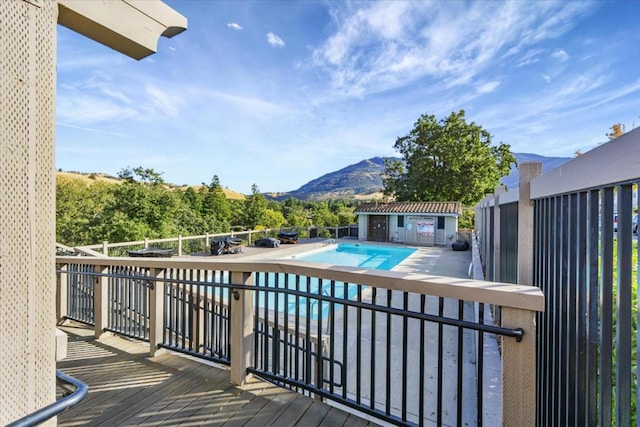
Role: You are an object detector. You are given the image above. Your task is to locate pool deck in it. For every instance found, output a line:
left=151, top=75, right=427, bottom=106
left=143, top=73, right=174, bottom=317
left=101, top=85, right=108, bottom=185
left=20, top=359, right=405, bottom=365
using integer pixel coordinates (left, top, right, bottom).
left=196, top=237, right=473, bottom=278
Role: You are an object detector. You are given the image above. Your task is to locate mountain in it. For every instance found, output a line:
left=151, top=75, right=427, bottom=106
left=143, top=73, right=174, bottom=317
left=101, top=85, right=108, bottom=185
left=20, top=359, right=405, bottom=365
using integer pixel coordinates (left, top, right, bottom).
left=264, top=157, right=397, bottom=201
left=501, top=153, right=572, bottom=190
left=266, top=153, right=572, bottom=201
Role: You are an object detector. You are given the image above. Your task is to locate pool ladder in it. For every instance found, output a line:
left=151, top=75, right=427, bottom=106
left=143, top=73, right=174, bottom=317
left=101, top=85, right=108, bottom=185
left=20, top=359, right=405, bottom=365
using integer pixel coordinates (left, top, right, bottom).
left=323, top=238, right=336, bottom=245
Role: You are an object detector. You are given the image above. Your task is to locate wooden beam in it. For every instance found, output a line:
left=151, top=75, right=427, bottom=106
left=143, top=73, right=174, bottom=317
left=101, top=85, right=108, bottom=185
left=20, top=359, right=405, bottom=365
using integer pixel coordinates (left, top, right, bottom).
left=57, top=0, right=187, bottom=60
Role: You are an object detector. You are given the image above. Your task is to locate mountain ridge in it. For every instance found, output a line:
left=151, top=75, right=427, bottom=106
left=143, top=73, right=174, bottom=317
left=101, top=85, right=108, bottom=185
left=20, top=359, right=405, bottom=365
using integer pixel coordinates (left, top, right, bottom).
left=265, top=152, right=572, bottom=201
left=58, top=152, right=573, bottom=202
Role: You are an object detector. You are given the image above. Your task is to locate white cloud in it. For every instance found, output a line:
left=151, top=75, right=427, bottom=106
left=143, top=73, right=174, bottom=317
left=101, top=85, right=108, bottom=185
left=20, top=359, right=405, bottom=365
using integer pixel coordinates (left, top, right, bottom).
left=515, top=48, right=545, bottom=67
left=311, top=1, right=597, bottom=98
left=266, top=32, right=285, bottom=47
left=199, top=90, right=295, bottom=119
left=227, top=22, right=243, bottom=31
left=476, top=81, right=501, bottom=94
left=145, top=85, right=184, bottom=118
left=551, top=49, right=569, bottom=61
left=57, top=92, right=138, bottom=124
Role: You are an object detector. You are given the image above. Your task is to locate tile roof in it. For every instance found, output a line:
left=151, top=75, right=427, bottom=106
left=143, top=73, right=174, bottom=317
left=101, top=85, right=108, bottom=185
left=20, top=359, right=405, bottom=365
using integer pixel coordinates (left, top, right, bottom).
left=355, top=201, right=462, bottom=215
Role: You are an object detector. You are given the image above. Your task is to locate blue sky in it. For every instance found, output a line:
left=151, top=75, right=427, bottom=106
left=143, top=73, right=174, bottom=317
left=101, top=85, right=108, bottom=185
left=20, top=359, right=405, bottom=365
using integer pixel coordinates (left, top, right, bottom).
left=56, top=0, right=640, bottom=194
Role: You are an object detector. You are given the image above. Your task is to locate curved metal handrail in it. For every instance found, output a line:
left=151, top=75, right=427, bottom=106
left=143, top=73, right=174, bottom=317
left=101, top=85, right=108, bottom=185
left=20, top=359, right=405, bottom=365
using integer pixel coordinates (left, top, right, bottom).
left=7, top=370, right=88, bottom=427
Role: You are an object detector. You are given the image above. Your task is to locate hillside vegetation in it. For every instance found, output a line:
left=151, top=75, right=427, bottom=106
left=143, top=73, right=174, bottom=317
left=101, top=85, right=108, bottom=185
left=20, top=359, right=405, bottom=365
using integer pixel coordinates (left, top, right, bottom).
left=56, top=169, right=358, bottom=247
left=57, top=171, right=246, bottom=200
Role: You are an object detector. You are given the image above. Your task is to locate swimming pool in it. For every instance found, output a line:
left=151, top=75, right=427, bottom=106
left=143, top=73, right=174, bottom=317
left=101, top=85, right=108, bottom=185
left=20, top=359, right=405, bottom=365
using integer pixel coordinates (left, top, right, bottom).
left=294, top=243, right=416, bottom=270
left=255, top=243, right=417, bottom=320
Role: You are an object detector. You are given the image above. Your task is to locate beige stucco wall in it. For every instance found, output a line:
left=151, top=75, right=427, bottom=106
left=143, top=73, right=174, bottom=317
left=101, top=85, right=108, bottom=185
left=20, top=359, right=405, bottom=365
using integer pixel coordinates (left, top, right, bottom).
left=0, top=0, right=58, bottom=424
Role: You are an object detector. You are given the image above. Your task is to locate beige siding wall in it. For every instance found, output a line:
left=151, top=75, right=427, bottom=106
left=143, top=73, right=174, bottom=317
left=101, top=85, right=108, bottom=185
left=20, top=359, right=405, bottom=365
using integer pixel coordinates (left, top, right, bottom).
left=0, top=0, right=57, bottom=423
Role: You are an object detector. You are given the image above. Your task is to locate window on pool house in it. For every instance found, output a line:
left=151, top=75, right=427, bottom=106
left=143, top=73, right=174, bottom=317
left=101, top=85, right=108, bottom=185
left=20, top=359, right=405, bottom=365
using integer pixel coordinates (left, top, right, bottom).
left=437, top=216, right=445, bottom=229
left=397, top=215, right=404, bottom=228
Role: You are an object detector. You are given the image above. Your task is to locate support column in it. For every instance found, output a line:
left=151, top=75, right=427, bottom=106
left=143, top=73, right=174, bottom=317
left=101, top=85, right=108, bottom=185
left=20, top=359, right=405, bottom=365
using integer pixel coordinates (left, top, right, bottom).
left=57, top=263, right=68, bottom=323
left=149, top=268, right=166, bottom=357
left=502, top=307, right=537, bottom=426
left=94, top=266, right=110, bottom=339
left=230, top=271, right=254, bottom=386
left=517, top=162, right=543, bottom=286
left=492, top=186, right=506, bottom=282
left=484, top=195, right=494, bottom=280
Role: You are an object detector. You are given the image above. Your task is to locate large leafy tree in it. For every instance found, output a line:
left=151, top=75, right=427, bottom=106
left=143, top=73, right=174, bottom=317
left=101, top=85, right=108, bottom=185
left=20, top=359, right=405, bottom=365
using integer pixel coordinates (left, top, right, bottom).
left=101, top=167, right=180, bottom=241
left=200, top=175, right=232, bottom=232
left=243, top=184, right=268, bottom=229
left=383, top=110, right=516, bottom=205
left=56, top=179, right=114, bottom=245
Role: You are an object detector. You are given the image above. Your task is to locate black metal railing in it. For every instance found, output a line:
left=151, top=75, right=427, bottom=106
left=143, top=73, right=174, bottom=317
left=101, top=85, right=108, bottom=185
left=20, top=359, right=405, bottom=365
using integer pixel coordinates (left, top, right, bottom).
left=248, top=271, right=524, bottom=426
left=107, top=265, right=151, bottom=340
left=66, top=264, right=95, bottom=325
left=59, top=261, right=529, bottom=426
left=7, top=370, right=88, bottom=427
left=161, top=268, right=232, bottom=364
left=499, top=202, right=518, bottom=284
left=534, top=183, right=638, bottom=425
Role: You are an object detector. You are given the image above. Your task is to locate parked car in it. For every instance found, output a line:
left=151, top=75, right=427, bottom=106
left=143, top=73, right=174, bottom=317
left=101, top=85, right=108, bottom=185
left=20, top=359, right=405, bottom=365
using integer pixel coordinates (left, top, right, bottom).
left=614, top=213, right=618, bottom=232
left=634, top=214, right=638, bottom=234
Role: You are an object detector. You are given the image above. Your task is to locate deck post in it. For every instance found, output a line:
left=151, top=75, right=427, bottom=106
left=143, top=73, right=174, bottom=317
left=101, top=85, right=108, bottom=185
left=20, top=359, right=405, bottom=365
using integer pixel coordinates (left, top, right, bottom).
left=57, top=263, right=68, bottom=323
left=102, top=241, right=109, bottom=256
left=492, top=186, right=506, bottom=282
left=178, top=235, right=183, bottom=256
left=230, top=271, right=254, bottom=385
left=517, top=162, right=542, bottom=286
left=501, top=307, right=537, bottom=426
left=94, top=265, right=110, bottom=338
left=149, top=268, right=166, bottom=357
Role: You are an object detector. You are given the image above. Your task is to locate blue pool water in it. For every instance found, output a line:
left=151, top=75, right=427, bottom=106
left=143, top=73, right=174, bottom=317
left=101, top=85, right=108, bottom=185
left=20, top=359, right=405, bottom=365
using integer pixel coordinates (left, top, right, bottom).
left=256, top=243, right=417, bottom=320
left=295, top=243, right=416, bottom=270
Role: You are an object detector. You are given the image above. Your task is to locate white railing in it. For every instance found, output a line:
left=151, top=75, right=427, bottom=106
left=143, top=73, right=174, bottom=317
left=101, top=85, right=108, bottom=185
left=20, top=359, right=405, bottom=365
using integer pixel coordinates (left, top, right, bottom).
left=74, top=225, right=358, bottom=257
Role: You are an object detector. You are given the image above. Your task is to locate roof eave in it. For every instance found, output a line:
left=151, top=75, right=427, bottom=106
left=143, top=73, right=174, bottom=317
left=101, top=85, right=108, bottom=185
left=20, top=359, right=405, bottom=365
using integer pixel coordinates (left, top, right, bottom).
left=58, top=0, right=188, bottom=60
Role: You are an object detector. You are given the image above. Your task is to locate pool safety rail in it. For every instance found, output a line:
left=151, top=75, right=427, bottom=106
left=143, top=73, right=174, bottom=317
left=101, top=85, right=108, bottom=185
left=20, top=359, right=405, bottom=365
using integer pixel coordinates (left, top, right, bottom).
left=475, top=127, right=640, bottom=426
left=57, top=255, right=542, bottom=426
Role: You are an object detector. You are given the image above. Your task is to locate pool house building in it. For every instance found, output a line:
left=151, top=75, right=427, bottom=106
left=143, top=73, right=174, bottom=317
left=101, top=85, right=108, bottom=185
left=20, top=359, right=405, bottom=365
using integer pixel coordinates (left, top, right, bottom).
left=355, top=201, right=462, bottom=245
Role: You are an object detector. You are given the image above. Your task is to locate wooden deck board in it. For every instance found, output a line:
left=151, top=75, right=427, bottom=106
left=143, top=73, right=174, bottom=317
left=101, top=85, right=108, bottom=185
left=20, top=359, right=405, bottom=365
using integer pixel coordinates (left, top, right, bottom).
left=57, top=324, right=377, bottom=426
left=266, top=394, right=314, bottom=426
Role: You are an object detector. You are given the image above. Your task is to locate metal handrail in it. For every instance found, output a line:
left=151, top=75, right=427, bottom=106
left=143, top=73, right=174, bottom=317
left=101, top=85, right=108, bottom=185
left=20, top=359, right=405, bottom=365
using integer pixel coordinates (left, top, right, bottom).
left=7, top=370, right=88, bottom=427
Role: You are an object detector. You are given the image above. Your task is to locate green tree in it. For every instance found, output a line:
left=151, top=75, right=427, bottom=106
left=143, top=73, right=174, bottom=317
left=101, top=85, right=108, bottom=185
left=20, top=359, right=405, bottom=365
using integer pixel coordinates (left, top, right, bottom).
left=383, top=110, right=516, bottom=205
left=261, top=209, right=287, bottom=229
left=56, top=180, right=114, bottom=245
left=200, top=175, right=231, bottom=232
left=243, top=184, right=268, bottom=229
left=182, top=187, right=202, bottom=213
left=101, top=168, right=180, bottom=242
left=118, top=166, right=165, bottom=184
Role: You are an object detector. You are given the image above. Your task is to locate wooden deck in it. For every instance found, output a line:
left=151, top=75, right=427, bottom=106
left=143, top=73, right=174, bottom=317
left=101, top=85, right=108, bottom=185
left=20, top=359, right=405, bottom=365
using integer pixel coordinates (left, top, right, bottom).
left=57, top=323, right=376, bottom=426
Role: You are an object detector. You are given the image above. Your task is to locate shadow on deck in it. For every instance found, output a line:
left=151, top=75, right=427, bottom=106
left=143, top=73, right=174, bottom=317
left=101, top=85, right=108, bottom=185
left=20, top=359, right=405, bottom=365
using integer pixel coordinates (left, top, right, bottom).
left=57, top=323, right=376, bottom=426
